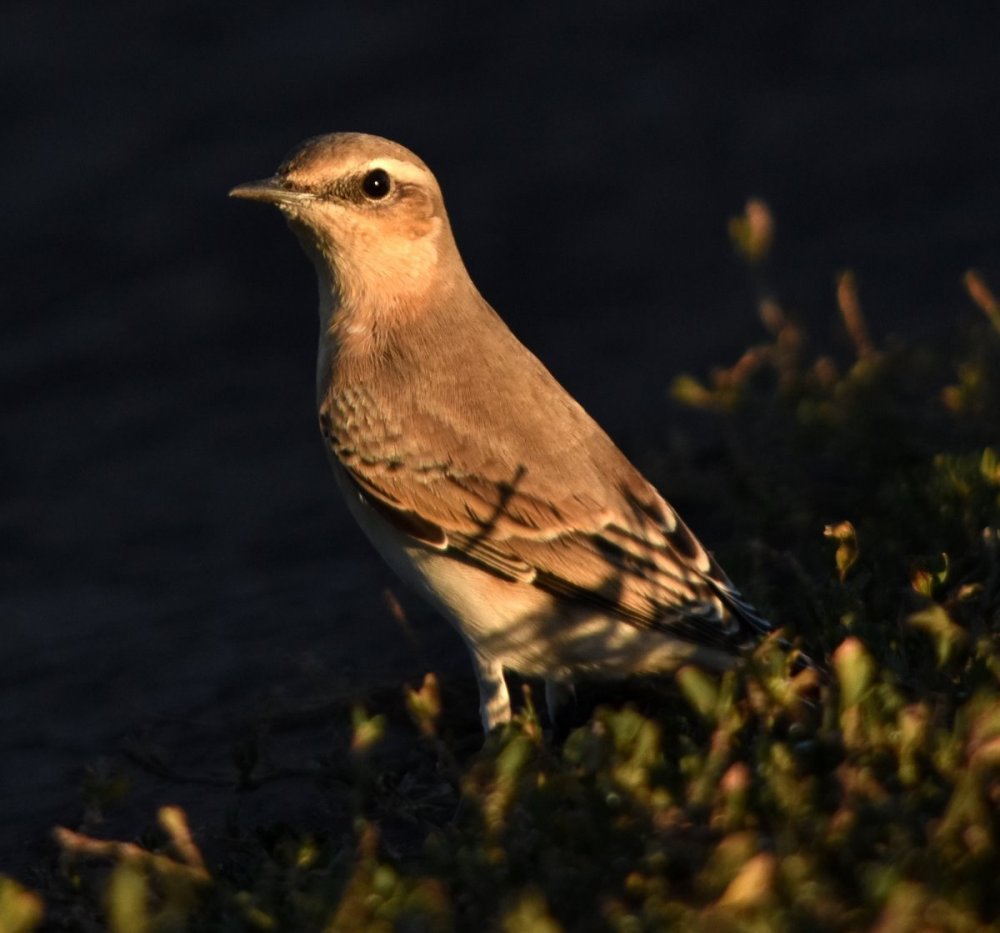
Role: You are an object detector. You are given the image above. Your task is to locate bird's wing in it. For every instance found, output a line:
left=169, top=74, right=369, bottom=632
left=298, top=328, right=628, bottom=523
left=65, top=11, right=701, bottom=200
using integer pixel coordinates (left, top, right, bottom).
left=333, top=420, right=769, bottom=653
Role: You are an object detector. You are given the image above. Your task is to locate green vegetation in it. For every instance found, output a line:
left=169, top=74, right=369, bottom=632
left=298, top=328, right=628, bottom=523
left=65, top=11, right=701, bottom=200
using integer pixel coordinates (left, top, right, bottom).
left=8, top=207, right=999, bottom=931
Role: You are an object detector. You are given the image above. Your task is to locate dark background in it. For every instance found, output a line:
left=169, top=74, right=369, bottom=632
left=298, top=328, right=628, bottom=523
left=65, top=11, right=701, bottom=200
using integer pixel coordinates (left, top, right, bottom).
left=3, top=1, right=998, bottom=880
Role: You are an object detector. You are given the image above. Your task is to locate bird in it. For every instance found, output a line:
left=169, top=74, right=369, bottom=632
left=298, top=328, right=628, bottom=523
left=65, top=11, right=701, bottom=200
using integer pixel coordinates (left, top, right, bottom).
left=230, top=132, right=773, bottom=733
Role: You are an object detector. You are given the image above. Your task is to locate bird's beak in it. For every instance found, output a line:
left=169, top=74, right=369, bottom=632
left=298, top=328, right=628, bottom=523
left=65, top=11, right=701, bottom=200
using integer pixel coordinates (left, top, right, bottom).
left=229, top=177, right=314, bottom=207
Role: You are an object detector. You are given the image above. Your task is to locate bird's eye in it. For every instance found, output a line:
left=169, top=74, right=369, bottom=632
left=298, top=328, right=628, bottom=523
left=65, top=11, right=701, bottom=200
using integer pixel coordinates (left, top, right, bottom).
left=361, top=168, right=391, bottom=200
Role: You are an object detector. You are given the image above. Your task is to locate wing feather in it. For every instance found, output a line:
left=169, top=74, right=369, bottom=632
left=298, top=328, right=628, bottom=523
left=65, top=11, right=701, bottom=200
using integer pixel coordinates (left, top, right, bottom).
left=338, top=454, right=769, bottom=653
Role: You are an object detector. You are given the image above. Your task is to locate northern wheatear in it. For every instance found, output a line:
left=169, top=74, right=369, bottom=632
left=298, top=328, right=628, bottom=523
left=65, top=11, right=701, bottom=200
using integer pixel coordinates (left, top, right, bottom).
left=231, top=133, right=772, bottom=733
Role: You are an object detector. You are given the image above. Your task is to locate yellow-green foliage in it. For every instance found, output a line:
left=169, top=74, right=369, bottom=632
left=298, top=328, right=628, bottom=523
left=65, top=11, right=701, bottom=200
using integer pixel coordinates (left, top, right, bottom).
left=42, top=218, right=1000, bottom=932
left=0, top=877, right=44, bottom=933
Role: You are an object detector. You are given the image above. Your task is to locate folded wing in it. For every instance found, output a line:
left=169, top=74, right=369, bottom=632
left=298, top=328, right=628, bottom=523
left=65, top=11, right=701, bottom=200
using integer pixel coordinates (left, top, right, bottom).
left=338, top=445, right=771, bottom=655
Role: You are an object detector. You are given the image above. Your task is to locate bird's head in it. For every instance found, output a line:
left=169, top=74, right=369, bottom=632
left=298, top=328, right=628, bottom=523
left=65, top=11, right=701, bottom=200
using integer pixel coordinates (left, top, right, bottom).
left=231, top=133, right=464, bottom=326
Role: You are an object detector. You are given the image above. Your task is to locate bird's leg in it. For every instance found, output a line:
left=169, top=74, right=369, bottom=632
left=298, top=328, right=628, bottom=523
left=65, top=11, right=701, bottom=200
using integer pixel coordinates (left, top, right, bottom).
left=471, top=652, right=511, bottom=733
left=545, top=679, right=577, bottom=740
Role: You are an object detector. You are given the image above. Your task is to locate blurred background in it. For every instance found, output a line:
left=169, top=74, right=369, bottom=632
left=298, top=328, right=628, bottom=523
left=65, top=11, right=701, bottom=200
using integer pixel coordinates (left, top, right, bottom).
left=2, top=0, right=998, bottom=877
